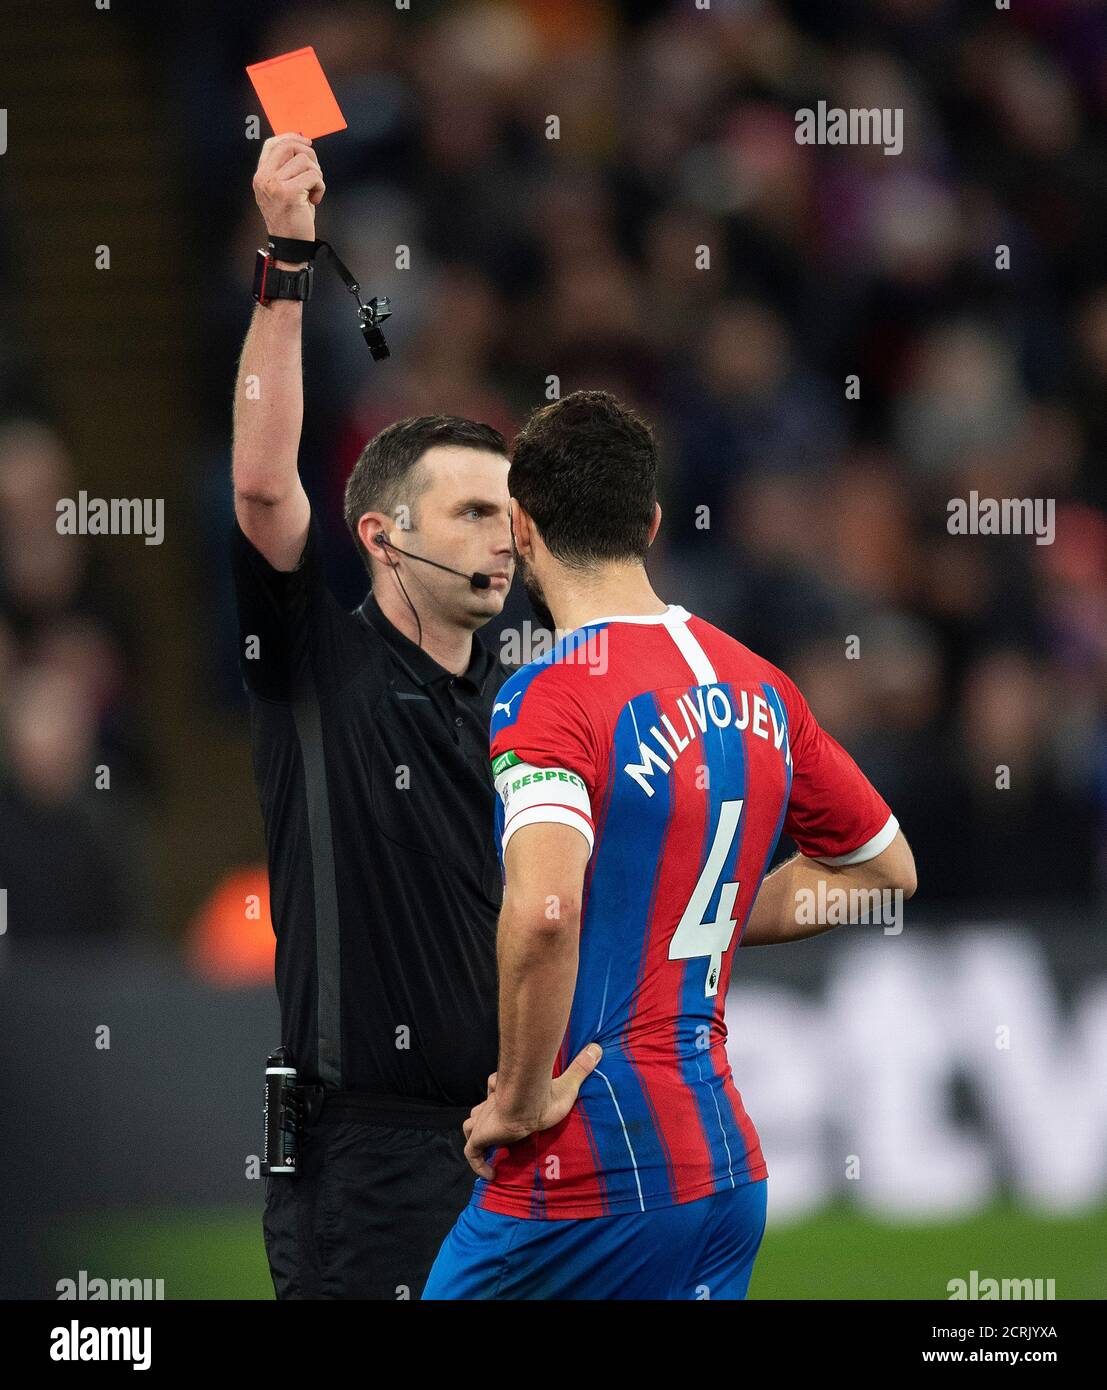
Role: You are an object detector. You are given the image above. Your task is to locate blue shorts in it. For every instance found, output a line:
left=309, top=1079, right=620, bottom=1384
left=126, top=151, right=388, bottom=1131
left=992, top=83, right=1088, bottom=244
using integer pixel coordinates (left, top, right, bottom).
left=422, top=1177, right=767, bottom=1300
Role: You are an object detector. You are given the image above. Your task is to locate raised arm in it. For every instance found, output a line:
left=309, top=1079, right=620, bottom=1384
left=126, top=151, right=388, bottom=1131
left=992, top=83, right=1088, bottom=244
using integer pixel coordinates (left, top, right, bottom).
left=232, top=133, right=324, bottom=572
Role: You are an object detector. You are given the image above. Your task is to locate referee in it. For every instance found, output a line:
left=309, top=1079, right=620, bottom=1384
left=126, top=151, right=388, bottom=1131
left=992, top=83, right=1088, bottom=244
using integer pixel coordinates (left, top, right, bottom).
left=231, top=134, right=514, bottom=1299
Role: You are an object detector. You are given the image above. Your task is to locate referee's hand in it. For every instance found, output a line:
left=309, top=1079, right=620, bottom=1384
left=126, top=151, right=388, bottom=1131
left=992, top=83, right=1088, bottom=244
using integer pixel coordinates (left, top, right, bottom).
left=252, top=133, right=326, bottom=243
left=462, top=1044, right=603, bottom=1180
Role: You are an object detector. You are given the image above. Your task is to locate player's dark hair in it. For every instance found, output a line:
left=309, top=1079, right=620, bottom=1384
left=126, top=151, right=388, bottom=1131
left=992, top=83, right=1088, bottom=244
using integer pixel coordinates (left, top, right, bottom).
left=509, top=390, right=658, bottom=566
left=344, top=415, right=508, bottom=575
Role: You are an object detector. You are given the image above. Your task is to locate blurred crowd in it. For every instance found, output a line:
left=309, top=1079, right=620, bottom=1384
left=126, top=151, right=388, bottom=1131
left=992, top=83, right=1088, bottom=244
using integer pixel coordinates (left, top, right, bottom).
left=0, top=422, right=151, bottom=941
left=2, top=0, right=1105, bottom=939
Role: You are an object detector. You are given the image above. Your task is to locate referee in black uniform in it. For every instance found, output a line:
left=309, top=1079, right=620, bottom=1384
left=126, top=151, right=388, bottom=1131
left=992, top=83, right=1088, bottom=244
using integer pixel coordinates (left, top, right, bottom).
left=232, top=134, right=513, bottom=1298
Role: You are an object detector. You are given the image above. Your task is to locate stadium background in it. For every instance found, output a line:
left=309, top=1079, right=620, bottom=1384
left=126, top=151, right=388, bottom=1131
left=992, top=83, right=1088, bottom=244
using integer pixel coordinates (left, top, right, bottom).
left=0, top=0, right=1105, bottom=1299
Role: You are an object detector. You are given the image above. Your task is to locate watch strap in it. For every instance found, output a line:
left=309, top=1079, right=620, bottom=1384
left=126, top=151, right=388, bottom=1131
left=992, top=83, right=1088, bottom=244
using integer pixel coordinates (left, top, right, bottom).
left=267, top=235, right=320, bottom=263
left=254, top=252, right=313, bottom=304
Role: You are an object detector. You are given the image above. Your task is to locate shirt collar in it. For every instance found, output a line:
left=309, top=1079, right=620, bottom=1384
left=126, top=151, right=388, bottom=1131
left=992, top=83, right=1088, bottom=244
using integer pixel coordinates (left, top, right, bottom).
left=562, top=603, right=688, bottom=638
left=357, top=591, right=497, bottom=695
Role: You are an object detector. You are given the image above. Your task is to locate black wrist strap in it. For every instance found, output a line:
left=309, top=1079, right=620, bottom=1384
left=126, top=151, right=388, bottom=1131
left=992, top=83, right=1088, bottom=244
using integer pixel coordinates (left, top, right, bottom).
left=267, top=235, right=319, bottom=263
left=262, top=235, right=392, bottom=360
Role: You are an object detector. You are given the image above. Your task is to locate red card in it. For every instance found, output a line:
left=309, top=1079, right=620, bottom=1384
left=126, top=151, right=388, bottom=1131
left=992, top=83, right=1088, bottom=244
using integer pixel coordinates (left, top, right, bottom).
left=246, top=46, right=347, bottom=139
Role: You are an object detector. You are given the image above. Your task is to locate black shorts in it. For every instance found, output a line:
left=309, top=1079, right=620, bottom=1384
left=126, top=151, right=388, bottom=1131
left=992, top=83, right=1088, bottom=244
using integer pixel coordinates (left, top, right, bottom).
left=262, top=1094, right=474, bottom=1300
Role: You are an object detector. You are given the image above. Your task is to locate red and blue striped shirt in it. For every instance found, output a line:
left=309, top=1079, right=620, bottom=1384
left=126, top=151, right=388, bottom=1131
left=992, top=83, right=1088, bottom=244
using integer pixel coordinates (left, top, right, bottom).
left=479, top=604, right=896, bottom=1219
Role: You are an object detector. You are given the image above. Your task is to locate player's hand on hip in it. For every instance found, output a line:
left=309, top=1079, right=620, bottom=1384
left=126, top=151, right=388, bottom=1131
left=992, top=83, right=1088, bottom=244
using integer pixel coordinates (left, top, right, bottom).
left=543, top=1043, right=603, bottom=1128
left=462, top=1045, right=603, bottom=1179
left=462, top=1097, right=534, bottom=1180
left=252, top=133, right=326, bottom=242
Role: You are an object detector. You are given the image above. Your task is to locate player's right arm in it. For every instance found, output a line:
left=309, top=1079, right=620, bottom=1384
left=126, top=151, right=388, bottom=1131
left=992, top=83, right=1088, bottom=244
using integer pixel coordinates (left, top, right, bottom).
left=232, top=133, right=325, bottom=573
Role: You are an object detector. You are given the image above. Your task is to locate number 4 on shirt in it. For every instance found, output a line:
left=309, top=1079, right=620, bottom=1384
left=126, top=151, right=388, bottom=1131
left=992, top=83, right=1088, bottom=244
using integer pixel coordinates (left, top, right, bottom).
left=669, top=798, right=744, bottom=998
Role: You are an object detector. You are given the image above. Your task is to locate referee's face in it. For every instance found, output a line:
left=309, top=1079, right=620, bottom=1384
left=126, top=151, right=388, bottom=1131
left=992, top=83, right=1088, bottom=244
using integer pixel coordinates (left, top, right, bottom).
left=408, top=445, right=514, bottom=628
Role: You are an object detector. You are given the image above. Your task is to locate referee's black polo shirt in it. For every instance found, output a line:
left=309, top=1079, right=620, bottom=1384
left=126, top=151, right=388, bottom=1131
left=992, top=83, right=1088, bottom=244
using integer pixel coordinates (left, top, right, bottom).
left=231, top=517, right=511, bottom=1107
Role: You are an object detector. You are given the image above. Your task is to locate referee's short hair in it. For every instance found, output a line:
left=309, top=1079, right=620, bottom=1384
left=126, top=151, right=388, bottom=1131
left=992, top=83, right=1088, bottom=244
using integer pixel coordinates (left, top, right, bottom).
left=509, top=390, right=658, bottom=567
left=345, top=415, right=507, bottom=576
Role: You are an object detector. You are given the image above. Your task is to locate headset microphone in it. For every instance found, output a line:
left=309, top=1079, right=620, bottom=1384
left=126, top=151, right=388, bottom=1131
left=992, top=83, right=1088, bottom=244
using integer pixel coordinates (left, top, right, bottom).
left=373, top=534, right=493, bottom=589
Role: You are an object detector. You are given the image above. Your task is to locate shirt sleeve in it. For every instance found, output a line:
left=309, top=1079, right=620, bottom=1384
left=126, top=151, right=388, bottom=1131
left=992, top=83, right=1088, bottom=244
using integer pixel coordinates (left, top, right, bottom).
left=230, top=515, right=338, bottom=701
left=489, top=666, right=603, bottom=858
left=775, top=669, right=899, bottom=865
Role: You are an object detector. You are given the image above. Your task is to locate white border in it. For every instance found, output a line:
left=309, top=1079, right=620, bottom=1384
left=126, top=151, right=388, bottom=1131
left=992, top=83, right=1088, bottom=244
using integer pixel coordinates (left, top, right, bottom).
left=813, top=813, right=900, bottom=866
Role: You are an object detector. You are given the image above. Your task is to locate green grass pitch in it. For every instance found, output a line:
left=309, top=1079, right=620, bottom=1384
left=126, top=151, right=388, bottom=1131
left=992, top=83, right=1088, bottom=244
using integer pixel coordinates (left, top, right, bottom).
left=52, top=1200, right=1107, bottom=1299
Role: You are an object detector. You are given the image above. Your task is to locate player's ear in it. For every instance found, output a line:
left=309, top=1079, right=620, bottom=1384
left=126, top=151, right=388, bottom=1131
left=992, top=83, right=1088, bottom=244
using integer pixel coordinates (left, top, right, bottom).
left=510, top=498, right=535, bottom=557
left=646, top=502, right=662, bottom=547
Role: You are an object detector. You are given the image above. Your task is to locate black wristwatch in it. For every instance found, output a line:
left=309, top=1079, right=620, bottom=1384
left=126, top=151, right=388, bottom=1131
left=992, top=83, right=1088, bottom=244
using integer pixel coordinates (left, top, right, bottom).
left=252, top=236, right=319, bottom=305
